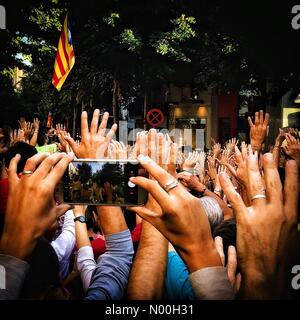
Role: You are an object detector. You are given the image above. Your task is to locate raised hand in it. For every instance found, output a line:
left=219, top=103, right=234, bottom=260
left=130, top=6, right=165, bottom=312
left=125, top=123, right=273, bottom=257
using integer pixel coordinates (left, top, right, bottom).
left=224, top=143, right=249, bottom=189
left=219, top=152, right=298, bottom=299
left=129, top=155, right=222, bottom=273
left=178, top=171, right=206, bottom=193
left=65, top=110, right=117, bottom=159
left=248, top=110, right=269, bottom=152
left=284, top=133, right=300, bottom=167
left=214, top=236, right=241, bottom=295
left=109, top=140, right=128, bottom=159
left=129, top=131, right=148, bottom=159
left=183, top=151, right=200, bottom=171
left=10, top=129, right=26, bottom=144
left=0, top=152, right=74, bottom=260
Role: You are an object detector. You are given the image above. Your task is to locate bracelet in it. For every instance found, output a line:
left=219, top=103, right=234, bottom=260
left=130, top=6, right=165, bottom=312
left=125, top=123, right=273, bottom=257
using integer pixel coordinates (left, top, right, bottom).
left=182, top=169, right=196, bottom=175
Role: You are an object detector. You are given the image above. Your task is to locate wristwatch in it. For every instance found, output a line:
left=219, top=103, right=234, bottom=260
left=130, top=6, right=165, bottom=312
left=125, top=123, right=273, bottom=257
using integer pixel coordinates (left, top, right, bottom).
left=74, top=216, right=87, bottom=223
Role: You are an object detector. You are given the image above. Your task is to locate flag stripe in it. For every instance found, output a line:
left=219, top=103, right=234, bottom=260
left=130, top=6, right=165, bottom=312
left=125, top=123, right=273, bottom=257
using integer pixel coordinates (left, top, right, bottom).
left=52, top=14, right=75, bottom=91
left=60, top=30, right=70, bottom=69
left=56, top=52, right=66, bottom=77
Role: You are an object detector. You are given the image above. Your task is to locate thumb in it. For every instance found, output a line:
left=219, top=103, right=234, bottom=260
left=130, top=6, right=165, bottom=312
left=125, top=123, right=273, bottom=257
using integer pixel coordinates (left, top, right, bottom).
left=65, top=136, right=78, bottom=154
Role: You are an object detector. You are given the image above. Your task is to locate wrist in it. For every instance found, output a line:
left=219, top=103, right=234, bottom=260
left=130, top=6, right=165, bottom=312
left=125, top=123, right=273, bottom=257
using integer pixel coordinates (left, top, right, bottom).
left=0, top=229, right=37, bottom=260
left=180, top=243, right=222, bottom=273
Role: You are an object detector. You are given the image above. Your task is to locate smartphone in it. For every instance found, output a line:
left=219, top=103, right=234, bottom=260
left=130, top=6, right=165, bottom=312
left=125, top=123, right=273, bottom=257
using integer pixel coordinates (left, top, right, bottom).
left=62, top=159, right=148, bottom=206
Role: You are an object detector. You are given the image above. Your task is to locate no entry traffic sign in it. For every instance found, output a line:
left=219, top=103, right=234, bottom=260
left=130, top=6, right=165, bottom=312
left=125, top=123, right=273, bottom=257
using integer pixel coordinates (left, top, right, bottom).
left=146, top=109, right=164, bottom=127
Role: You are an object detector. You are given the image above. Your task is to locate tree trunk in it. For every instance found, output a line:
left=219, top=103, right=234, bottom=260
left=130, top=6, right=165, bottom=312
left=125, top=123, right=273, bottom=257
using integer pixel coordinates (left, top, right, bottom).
left=72, top=104, right=77, bottom=138
left=112, top=79, right=119, bottom=124
left=143, top=91, right=147, bottom=130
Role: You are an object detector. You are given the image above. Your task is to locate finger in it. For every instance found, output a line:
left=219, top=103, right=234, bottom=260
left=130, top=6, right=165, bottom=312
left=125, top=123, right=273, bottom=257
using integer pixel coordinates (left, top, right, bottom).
left=128, top=205, right=162, bottom=220
left=97, top=111, right=109, bottom=136
left=259, top=110, right=264, bottom=125
left=263, top=113, right=269, bottom=127
left=33, top=152, right=65, bottom=179
left=214, top=236, right=225, bottom=266
left=262, top=153, right=282, bottom=205
left=129, top=176, right=171, bottom=207
left=219, top=172, right=248, bottom=223
left=157, top=132, right=164, bottom=165
left=64, top=136, right=78, bottom=155
left=234, top=146, right=243, bottom=163
left=227, top=245, right=238, bottom=287
left=104, top=124, right=117, bottom=143
left=247, top=146, right=266, bottom=205
left=90, top=109, right=100, bottom=135
left=284, top=160, right=299, bottom=221
left=253, top=112, right=258, bottom=125
left=148, top=129, right=157, bottom=161
left=248, top=117, right=254, bottom=129
left=8, top=154, right=21, bottom=186
left=138, top=154, right=185, bottom=195
left=224, top=163, right=237, bottom=178
left=139, top=131, right=148, bottom=156
left=45, top=153, right=75, bottom=188
left=22, top=153, right=50, bottom=176
left=81, top=111, right=89, bottom=138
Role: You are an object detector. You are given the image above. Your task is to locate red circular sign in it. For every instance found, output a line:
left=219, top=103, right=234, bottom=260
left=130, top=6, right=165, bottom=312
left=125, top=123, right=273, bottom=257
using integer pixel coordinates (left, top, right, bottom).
left=146, top=109, right=164, bottom=127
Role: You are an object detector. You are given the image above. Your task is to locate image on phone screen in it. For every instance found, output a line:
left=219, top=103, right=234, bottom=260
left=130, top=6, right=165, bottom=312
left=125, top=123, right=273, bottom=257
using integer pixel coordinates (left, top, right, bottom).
left=63, top=160, right=147, bottom=206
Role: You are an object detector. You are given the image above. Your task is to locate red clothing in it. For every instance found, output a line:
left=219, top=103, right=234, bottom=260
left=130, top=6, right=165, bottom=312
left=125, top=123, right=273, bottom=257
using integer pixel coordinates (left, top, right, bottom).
left=91, top=222, right=142, bottom=259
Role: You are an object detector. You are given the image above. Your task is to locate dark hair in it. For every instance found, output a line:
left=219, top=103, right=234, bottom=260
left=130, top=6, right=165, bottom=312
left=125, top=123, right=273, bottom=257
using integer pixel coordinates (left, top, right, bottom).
left=85, top=205, right=100, bottom=233
left=213, top=218, right=237, bottom=265
left=4, top=142, right=37, bottom=173
left=37, top=127, right=47, bottom=146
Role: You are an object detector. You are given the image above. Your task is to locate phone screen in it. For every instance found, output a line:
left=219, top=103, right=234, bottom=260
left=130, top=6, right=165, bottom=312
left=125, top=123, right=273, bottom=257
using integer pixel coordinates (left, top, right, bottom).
left=63, top=159, right=147, bottom=206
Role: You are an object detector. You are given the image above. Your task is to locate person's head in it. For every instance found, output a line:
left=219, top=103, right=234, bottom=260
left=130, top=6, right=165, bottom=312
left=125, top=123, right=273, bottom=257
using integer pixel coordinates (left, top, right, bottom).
left=37, top=127, right=48, bottom=146
left=199, top=196, right=223, bottom=232
left=4, top=142, right=37, bottom=173
left=85, top=205, right=100, bottom=233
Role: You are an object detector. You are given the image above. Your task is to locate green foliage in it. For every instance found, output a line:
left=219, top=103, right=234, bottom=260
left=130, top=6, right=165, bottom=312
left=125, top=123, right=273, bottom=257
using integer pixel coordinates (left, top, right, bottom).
left=150, top=14, right=196, bottom=62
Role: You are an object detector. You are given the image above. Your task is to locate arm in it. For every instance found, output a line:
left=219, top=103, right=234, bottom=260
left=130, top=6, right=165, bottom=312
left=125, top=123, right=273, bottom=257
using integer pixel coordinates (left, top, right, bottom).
left=0, top=152, right=74, bottom=299
left=272, top=128, right=285, bottom=167
left=72, top=205, right=96, bottom=292
left=84, top=206, right=133, bottom=300
left=127, top=220, right=168, bottom=299
left=29, top=119, right=40, bottom=147
left=51, top=210, right=76, bottom=278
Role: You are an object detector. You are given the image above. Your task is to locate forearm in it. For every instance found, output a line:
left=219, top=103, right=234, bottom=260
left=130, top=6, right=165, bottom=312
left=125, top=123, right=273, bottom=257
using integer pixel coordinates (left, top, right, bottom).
left=51, top=210, right=76, bottom=259
left=96, top=206, right=128, bottom=235
left=250, top=140, right=263, bottom=153
left=75, top=221, right=91, bottom=249
left=85, top=229, right=134, bottom=300
left=272, top=146, right=280, bottom=168
left=51, top=210, right=76, bottom=278
left=127, top=221, right=168, bottom=300
left=77, top=246, right=96, bottom=292
left=30, top=130, right=38, bottom=146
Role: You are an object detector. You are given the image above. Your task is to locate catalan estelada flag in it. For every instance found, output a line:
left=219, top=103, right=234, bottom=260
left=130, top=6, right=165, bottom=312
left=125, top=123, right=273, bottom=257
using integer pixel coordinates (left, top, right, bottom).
left=52, top=14, right=75, bottom=91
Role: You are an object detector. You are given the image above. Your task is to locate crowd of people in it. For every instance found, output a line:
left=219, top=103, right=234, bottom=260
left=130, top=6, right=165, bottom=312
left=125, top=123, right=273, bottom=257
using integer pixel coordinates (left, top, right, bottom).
left=0, top=108, right=299, bottom=300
